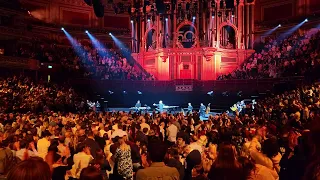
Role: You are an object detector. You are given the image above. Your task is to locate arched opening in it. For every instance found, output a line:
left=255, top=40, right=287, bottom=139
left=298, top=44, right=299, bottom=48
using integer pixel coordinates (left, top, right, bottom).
left=220, top=25, right=236, bottom=49
left=146, top=29, right=156, bottom=51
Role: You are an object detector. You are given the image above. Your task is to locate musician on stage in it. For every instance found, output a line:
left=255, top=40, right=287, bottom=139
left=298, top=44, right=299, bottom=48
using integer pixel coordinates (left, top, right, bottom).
left=133, top=100, right=142, bottom=112
left=188, top=103, right=193, bottom=114
left=135, top=100, right=141, bottom=108
left=199, top=103, right=206, bottom=117
left=153, top=100, right=164, bottom=113
left=206, top=103, right=211, bottom=114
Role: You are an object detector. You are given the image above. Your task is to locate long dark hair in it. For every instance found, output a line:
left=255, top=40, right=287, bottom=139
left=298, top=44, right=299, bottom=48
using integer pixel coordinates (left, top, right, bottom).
left=208, top=144, right=245, bottom=180
left=7, top=157, right=51, bottom=180
left=79, top=166, right=103, bottom=180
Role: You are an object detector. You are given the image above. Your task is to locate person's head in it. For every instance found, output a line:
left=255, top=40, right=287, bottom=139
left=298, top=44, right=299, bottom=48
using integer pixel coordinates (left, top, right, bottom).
left=79, top=166, right=103, bottom=180
left=7, top=157, right=51, bottom=180
left=261, top=137, right=279, bottom=158
left=117, top=134, right=127, bottom=145
left=238, top=156, right=255, bottom=179
left=87, top=131, right=94, bottom=138
left=77, top=143, right=90, bottom=154
left=149, top=142, right=167, bottom=162
left=42, top=130, right=51, bottom=139
left=160, top=121, right=165, bottom=128
left=177, top=136, right=185, bottom=146
left=58, top=136, right=65, bottom=144
left=142, top=127, right=148, bottom=134
left=166, top=147, right=179, bottom=160
left=214, top=144, right=239, bottom=168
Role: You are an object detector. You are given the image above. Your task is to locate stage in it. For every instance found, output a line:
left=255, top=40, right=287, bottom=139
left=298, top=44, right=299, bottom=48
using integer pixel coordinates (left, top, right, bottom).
left=105, top=107, right=233, bottom=121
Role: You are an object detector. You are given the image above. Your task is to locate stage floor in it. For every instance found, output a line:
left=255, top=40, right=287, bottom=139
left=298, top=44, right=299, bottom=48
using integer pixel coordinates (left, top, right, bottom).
left=106, top=107, right=232, bottom=120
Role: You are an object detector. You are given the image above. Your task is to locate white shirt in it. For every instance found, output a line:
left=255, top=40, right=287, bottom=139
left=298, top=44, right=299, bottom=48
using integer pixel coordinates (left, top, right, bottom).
left=37, top=138, right=50, bottom=160
left=189, top=142, right=203, bottom=154
left=167, top=124, right=178, bottom=143
left=15, top=148, right=38, bottom=161
left=71, top=152, right=93, bottom=178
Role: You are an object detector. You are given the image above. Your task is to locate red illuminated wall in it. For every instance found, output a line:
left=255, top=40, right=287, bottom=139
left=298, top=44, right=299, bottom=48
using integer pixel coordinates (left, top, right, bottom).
left=263, top=3, right=293, bottom=21
left=255, top=0, right=318, bottom=23
left=104, top=15, right=129, bottom=29
left=61, top=10, right=90, bottom=26
left=310, top=0, right=320, bottom=13
left=20, top=0, right=131, bottom=30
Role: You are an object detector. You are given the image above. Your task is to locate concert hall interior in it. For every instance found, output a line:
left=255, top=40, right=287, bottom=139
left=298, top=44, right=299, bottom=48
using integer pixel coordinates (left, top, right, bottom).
left=1, top=0, right=320, bottom=179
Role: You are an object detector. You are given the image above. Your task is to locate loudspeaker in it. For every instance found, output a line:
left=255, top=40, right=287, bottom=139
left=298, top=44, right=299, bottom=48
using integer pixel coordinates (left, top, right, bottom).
left=83, top=0, right=92, bottom=6
left=93, top=0, right=104, bottom=17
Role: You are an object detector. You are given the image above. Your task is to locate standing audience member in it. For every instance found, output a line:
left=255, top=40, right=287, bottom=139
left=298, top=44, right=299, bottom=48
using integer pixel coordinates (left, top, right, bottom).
left=136, top=142, right=180, bottom=180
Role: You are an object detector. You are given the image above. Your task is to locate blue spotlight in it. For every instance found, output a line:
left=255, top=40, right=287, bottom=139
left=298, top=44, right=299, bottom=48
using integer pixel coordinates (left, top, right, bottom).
left=109, top=32, right=112, bottom=36
left=61, top=27, right=64, bottom=31
left=85, top=30, right=88, bottom=34
left=278, top=24, right=281, bottom=27
left=165, top=18, right=168, bottom=21
left=304, top=18, right=308, bottom=22
left=192, top=16, right=196, bottom=20
left=137, top=91, right=142, bottom=95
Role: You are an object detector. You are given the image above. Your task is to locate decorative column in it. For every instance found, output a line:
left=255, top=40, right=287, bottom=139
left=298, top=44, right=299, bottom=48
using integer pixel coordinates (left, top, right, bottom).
left=173, top=7, right=177, bottom=48
left=251, top=3, right=255, bottom=49
left=156, top=15, right=160, bottom=49
left=238, top=0, right=244, bottom=49
left=246, top=4, right=250, bottom=49
left=131, top=21, right=134, bottom=52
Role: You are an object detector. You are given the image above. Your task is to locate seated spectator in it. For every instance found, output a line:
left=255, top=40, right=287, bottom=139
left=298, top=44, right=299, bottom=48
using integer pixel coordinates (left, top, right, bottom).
left=136, top=142, right=179, bottom=180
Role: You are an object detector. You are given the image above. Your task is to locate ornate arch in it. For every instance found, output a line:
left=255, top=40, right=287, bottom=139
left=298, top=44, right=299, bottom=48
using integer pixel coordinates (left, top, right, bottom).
left=217, top=21, right=239, bottom=49
left=143, top=26, right=157, bottom=50
left=175, top=20, right=199, bottom=48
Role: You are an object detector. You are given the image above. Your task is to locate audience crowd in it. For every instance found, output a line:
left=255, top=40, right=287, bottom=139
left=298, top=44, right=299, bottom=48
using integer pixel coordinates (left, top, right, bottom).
left=0, top=69, right=319, bottom=180
left=10, top=39, right=154, bottom=81
left=1, top=14, right=320, bottom=180
left=218, top=30, right=320, bottom=79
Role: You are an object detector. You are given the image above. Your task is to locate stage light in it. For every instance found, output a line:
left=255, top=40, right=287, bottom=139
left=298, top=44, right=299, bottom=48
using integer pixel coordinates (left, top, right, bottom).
left=165, top=18, right=168, bottom=21
left=109, top=32, right=112, bottom=36
left=148, top=19, right=150, bottom=22
left=231, top=15, right=234, bottom=18
left=61, top=27, right=64, bottom=31
left=212, top=15, right=214, bottom=18
left=108, top=90, right=114, bottom=94
left=85, top=30, right=88, bottom=33
left=278, top=24, right=281, bottom=27
left=130, top=20, right=133, bottom=23
left=192, top=16, right=196, bottom=20
left=48, top=65, right=52, bottom=69
left=304, top=18, right=308, bottom=22
left=137, top=91, right=142, bottom=95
